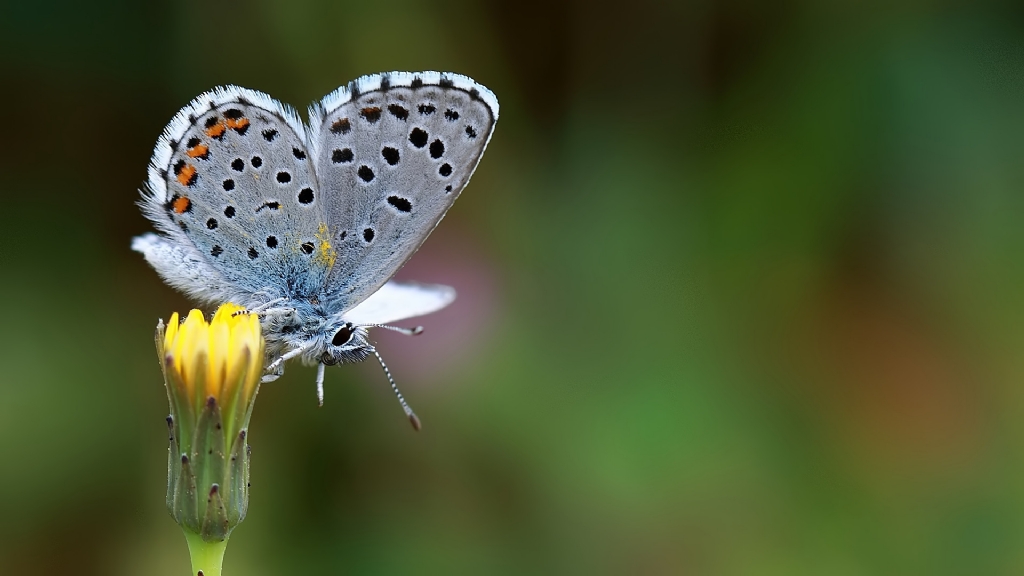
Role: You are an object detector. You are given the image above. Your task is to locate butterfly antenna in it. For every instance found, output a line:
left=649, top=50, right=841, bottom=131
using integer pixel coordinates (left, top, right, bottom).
left=367, top=323, right=424, bottom=336
left=371, top=349, right=421, bottom=431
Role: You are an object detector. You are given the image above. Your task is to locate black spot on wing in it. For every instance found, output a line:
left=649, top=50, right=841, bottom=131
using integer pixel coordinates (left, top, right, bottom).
left=332, top=148, right=353, bottom=163
left=430, top=139, right=444, bottom=159
left=388, top=104, right=409, bottom=120
left=387, top=196, right=412, bottom=213
left=409, top=128, right=428, bottom=148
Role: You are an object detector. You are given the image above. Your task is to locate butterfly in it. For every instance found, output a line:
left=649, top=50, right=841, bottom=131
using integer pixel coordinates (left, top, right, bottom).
left=133, top=71, right=498, bottom=428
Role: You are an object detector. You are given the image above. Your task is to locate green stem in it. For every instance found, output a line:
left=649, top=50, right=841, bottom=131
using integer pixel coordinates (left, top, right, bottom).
left=183, top=530, right=228, bottom=576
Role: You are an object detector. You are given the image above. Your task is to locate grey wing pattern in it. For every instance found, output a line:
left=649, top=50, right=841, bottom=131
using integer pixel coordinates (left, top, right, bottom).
left=308, top=72, right=499, bottom=313
left=131, top=232, right=248, bottom=306
left=136, top=86, right=334, bottom=302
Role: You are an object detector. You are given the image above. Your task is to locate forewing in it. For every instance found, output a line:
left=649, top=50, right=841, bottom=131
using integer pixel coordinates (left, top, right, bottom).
left=137, top=86, right=332, bottom=300
left=309, top=72, right=498, bottom=312
left=341, top=281, right=456, bottom=326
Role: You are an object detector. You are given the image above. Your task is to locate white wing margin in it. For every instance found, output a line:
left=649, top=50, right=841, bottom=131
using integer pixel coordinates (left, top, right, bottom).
left=341, top=281, right=456, bottom=325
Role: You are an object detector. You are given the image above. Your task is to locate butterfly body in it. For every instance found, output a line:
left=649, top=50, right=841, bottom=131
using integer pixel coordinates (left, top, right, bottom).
left=133, top=72, right=497, bottom=412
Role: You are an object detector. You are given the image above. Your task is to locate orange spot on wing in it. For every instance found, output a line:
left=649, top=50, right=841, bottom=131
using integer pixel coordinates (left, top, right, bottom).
left=205, top=121, right=226, bottom=138
left=186, top=143, right=209, bottom=158
left=176, top=164, right=197, bottom=187
left=226, top=117, right=249, bottom=131
left=330, top=118, right=351, bottom=134
left=172, top=196, right=191, bottom=214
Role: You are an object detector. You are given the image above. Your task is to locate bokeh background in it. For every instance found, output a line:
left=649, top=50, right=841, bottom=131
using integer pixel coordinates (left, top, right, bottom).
left=4, top=0, right=1024, bottom=574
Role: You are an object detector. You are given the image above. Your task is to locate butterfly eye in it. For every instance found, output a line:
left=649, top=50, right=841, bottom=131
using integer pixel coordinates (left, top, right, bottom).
left=332, top=323, right=354, bottom=346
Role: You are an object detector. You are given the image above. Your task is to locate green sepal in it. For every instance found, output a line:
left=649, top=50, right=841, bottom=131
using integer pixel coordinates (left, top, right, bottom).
left=202, top=484, right=231, bottom=541
left=162, top=354, right=195, bottom=455
left=166, top=416, right=178, bottom=513
left=193, top=398, right=225, bottom=509
left=173, top=453, right=200, bottom=532
left=227, top=429, right=249, bottom=526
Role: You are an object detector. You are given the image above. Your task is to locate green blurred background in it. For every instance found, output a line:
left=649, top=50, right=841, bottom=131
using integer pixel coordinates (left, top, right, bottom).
left=4, top=0, right=1024, bottom=574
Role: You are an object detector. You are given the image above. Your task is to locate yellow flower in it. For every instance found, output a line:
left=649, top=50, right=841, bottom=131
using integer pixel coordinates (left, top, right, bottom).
left=156, top=302, right=266, bottom=572
left=162, top=304, right=263, bottom=430
left=163, top=304, right=262, bottom=397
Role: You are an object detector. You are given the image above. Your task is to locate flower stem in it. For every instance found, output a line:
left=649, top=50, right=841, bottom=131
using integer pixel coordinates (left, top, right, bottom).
left=183, top=531, right=228, bottom=576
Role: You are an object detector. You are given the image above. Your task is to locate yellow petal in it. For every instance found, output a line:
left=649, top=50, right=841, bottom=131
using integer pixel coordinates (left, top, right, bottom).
left=161, top=303, right=264, bottom=416
left=163, top=312, right=180, bottom=355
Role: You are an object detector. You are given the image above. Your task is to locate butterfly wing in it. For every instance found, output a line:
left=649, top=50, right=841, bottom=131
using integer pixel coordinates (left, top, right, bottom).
left=341, top=281, right=456, bottom=326
left=135, top=86, right=333, bottom=302
left=131, top=232, right=245, bottom=306
left=308, top=72, right=499, bottom=313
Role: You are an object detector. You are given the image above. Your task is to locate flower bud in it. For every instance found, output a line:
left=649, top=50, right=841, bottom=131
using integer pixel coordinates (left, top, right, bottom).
left=156, top=304, right=264, bottom=545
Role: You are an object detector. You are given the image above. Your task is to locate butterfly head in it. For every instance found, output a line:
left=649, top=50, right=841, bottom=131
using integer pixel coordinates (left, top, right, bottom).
left=320, top=321, right=373, bottom=366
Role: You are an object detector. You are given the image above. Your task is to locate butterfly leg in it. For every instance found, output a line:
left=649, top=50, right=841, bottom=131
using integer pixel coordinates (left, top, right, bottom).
left=261, top=360, right=284, bottom=383
left=261, top=306, right=298, bottom=322
left=316, top=363, right=326, bottom=406
left=267, top=343, right=311, bottom=372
